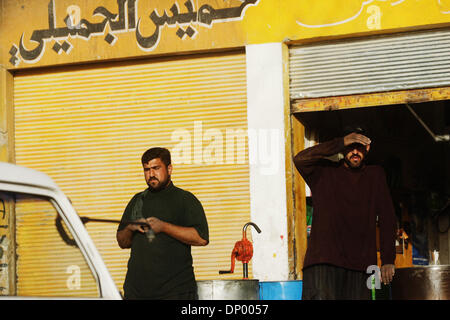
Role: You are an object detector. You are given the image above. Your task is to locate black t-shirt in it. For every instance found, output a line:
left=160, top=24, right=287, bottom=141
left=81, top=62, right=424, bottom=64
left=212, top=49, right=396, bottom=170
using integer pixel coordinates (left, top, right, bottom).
left=118, top=182, right=209, bottom=299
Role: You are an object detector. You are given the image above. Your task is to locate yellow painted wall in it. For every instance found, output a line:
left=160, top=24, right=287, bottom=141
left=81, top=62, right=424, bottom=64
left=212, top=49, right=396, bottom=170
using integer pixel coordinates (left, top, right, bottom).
left=1, top=0, right=450, bottom=69
left=244, top=0, right=450, bottom=43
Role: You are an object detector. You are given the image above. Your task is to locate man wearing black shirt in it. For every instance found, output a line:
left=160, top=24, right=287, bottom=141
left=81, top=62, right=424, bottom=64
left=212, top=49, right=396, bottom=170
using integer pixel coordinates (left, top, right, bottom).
left=117, top=147, right=209, bottom=299
left=294, top=126, right=396, bottom=300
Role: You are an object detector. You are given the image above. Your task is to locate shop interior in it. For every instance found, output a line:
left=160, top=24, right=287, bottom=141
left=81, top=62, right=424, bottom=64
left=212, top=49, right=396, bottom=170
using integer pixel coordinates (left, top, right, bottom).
left=295, top=99, right=450, bottom=267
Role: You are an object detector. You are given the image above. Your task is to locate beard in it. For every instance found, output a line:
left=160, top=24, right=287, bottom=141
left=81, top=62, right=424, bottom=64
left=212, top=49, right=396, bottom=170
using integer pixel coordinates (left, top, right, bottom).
left=147, top=175, right=171, bottom=192
left=344, top=154, right=364, bottom=169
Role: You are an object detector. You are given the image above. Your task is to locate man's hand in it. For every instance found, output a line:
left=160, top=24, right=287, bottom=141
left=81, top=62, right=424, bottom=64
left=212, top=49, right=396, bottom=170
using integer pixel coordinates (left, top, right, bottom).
left=380, top=264, right=395, bottom=285
left=128, top=218, right=149, bottom=234
left=343, top=132, right=371, bottom=146
left=146, top=217, right=166, bottom=234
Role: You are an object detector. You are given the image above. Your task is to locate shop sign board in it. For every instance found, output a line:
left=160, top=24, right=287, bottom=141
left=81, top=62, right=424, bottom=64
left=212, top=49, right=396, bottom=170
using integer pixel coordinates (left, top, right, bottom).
left=1, top=0, right=450, bottom=68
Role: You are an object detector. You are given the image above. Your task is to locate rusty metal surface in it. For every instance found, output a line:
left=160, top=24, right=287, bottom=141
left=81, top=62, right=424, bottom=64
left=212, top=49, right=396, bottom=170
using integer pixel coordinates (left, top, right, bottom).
left=291, top=87, right=450, bottom=113
left=391, top=265, right=450, bottom=300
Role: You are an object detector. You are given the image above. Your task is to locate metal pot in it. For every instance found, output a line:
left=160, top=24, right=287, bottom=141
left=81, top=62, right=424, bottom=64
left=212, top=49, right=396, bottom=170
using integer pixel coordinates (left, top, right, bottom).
left=391, top=265, right=450, bottom=300
left=197, top=280, right=260, bottom=300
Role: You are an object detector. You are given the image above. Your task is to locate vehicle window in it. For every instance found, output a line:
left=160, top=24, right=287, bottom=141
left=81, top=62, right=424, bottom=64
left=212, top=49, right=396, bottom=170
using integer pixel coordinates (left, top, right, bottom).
left=5, top=192, right=99, bottom=298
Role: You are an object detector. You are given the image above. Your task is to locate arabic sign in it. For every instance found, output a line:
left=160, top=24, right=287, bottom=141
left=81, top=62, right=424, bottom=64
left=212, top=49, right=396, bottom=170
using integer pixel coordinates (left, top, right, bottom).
left=4, top=0, right=259, bottom=68
left=2, top=0, right=450, bottom=69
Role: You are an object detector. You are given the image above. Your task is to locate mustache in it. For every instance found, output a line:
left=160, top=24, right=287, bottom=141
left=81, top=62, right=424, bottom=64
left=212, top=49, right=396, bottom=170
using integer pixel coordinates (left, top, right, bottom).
left=349, top=154, right=361, bottom=160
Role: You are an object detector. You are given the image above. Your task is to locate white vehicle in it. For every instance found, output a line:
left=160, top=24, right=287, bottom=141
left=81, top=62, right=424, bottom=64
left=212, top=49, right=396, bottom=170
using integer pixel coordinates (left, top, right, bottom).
left=0, top=161, right=122, bottom=299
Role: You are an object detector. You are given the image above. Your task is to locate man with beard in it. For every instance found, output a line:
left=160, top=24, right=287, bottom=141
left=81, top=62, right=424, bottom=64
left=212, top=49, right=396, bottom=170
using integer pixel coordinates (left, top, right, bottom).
left=293, top=126, right=396, bottom=300
left=116, top=147, right=209, bottom=299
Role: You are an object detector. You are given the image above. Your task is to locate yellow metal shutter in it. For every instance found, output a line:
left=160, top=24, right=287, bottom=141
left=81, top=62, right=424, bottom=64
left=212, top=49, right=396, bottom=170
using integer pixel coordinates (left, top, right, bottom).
left=13, top=51, right=252, bottom=294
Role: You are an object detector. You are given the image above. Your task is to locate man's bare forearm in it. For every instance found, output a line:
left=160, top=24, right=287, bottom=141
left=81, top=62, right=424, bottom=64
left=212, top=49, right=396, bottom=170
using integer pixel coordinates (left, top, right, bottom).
left=117, top=219, right=148, bottom=249
left=147, top=217, right=208, bottom=246
left=116, top=227, right=135, bottom=249
left=117, top=219, right=208, bottom=247
left=163, top=222, right=208, bottom=246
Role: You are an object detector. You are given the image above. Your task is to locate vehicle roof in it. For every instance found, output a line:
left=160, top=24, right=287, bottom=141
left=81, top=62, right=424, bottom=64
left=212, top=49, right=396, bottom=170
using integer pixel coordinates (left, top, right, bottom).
left=0, top=161, right=59, bottom=191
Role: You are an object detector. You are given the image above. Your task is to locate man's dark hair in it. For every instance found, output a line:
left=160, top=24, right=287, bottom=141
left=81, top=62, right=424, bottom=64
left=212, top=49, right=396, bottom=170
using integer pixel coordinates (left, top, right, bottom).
left=342, top=124, right=370, bottom=139
left=141, top=147, right=171, bottom=167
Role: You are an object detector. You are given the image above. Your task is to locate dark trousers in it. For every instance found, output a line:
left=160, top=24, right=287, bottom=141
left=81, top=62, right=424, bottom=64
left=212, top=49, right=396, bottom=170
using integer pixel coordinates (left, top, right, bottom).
left=302, top=264, right=371, bottom=300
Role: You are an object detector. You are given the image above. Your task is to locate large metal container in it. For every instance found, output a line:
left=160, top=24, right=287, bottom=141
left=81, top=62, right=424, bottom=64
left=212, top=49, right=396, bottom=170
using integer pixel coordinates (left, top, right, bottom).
left=197, top=280, right=260, bottom=300
left=391, top=265, right=450, bottom=300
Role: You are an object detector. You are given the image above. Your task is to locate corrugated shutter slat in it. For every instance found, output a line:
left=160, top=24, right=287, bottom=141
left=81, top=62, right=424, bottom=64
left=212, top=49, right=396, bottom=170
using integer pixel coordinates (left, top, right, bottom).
left=289, top=28, right=450, bottom=98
